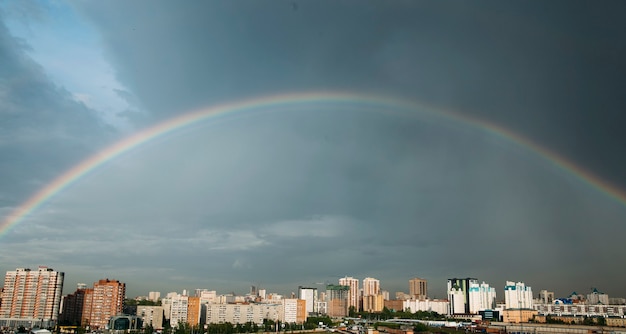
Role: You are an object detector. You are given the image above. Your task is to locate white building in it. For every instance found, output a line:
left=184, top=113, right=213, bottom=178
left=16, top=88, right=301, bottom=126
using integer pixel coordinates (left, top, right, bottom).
left=148, top=291, right=161, bottom=302
left=404, top=299, right=449, bottom=315
left=162, top=292, right=188, bottom=327
left=587, top=288, right=609, bottom=305
left=447, top=278, right=478, bottom=314
left=505, top=281, right=533, bottom=309
left=469, top=281, right=496, bottom=313
left=199, top=290, right=217, bottom=304
left=282, top=299, right=306, bottom=323
left=537, top=290, right=554, bottom=304
left=298, top=287, right=318, bottom=314
left=316, top=301, right=327, bottom=315
left=136, top=305, right=164, bottom=329
left=534, top=303, right=626, bottom=317
left=204, top=303, right=281, bottom=325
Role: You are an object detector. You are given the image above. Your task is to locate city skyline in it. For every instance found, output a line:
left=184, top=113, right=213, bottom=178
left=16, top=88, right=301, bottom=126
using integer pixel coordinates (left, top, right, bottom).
left=4, top=267, right=626, bottom=330
left=5, top=266, right=620, bottom=303
left=1, top=1, right=626, bottom=302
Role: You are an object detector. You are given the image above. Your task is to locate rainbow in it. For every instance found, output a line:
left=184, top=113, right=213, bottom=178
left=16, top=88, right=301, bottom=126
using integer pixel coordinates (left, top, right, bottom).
left=1, top=91, right=625, bottom=236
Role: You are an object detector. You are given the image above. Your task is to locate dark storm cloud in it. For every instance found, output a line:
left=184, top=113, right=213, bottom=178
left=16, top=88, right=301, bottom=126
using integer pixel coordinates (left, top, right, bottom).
left=2, top=0, right=624, bottom=298
left=75, top=1, right=626, bottom=188
left=0, top=15, right=114, bottom=207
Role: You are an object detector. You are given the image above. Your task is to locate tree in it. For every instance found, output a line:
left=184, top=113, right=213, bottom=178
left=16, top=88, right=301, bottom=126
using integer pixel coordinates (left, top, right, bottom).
left=143, top=324, right=155, bottom=334
left=349, top=306, right=357, bottom=317
left=413, top=323, right=429, bottom=333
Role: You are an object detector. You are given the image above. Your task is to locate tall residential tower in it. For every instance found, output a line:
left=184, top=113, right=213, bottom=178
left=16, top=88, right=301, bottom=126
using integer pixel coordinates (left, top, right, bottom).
left=0, top=266, right=64, bottom=328
left=338, top=277, right=359, bottom=311
left=409, top=277, right=428, bottom=300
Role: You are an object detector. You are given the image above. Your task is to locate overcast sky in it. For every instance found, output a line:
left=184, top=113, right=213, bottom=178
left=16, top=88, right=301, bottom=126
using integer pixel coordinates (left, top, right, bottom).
left=1, top=0, right=625, bottom=300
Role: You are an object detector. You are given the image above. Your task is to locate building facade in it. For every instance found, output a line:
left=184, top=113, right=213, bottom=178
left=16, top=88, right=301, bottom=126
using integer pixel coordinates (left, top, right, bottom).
left=0, top=266, right=64, bottom=328
left=203, top=303, right=281, bottom=325
left=82, top=279, right=126, bottom=329
left=409, top=277, right=428, bottom=300
left=166, top=293, right=188, bottom=328
left=326, top=284, right=350, bottom=317
left=187, top=296, right=201, bottom=326
left=537, top=290, right=554, bottom=304
left=362, top=294, right=384, bottom=313
left=504, top=281, right=533, bottom=309
left=59, top=284, right=88, bottom=326
left=447, top=278, right=478, bottom=314
left=136, top=305, right=164, bottom=330
left=298, top=287, right=318, bottom=315
left=148, top=292, right=161, bottom=303
left=468, top=281, right=496, bottom=314
left=338, top=277, right=359, bottom=312
left=362, top=278, right=380, bottom=297
left=587, top=288, right=609, bottom=305
left=282, top=299, right=307, bottom=324
left=403, top=299, right=449, bottom=315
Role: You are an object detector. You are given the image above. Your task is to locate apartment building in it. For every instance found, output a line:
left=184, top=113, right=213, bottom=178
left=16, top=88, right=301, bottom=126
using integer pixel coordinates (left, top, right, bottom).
left=0, top=266, right=64, bottom=328
left=409, top=277, right=428, bottom=300
left=203, top=303, right=281, bottom=325
left=82, top=279, right=126, bottom=329
left=282, top=299, right=306, bottom=324
left=59, top=284, right=88, bottom=326
left=504, top=281, right=533, bottom=309
left=338, top=277, right=359, bottom=311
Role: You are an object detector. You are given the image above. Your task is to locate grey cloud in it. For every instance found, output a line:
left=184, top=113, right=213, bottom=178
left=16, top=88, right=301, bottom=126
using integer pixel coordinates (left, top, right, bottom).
left=2, top=1, right=626, bottom=299
left=0, top=15, right=116, bottom=208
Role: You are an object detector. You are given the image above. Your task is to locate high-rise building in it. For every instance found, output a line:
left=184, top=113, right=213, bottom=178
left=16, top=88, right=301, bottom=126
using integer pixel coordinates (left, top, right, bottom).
left=198, top=290, right=217, bottom=304
left=587, top=288, right=609, bottom=305
left=468, top=281, right=496, bottom=313
left=166, top=292, right=188, bottom=328
left=362, top=294, right=384, bottom=313
left=504, top=281, right=533, bottom=309
left=187, top=296, right=201, bottom=326
left=409, top=277, right=428, bottom=300
left=362, top=278, right=380, bottom=297
left=325, top=285, right=350, bottom=317
left=59, top=284, right=89, bottom=326
left=0, top=266, right=64, bottom=328
left=298, top=287, right=318, bottom=314
left=362, top=278, right=382, bottom=312
left=82, top=279, right=126, bottom=329
left=283, top=299, right=307, bottom=324
left=136, top=305, right=164, bottom=330
left=338, top=277, right=359, bottom=311
left=538, top=290, right=554, bottom=304
left=447, top=278, right=478, bottom=314
left=148, top=292, right=161, bottom=302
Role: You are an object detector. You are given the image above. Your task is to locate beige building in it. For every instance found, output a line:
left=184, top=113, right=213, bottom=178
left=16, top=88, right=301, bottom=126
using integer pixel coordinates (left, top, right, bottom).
left=326, top=284, right=350, bottom=317
left=0, top=266, right=64, bottom=327
left=502, top=309, right=538, bottom=323
left=363, top=278, right=380, bottom=297
left=409, top=277, right=427, bottom=300
left=339, top=277, right=359, bottom=311
left=362, top=294, right=384, bottom=313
